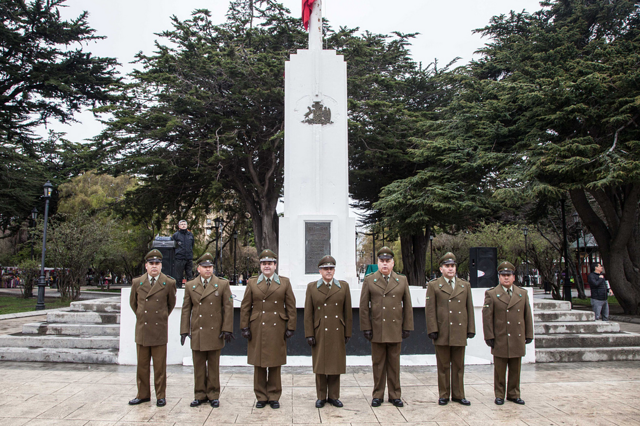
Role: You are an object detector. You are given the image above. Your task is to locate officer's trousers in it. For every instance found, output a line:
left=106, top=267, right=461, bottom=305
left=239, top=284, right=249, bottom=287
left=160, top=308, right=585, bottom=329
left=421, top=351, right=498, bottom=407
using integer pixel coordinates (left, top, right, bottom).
left=254, top=366, right=282, bottom=402
left=193, top=349, right=221, bottom=401
left=371, top=342, right=402, bottom=399
left=493, top=356, right=522, bottom=399
left=315, top=374, right=340, bottom=400
left=435, top=345, right=466, bottom=399
left=136, top=344, right=167, bottom=399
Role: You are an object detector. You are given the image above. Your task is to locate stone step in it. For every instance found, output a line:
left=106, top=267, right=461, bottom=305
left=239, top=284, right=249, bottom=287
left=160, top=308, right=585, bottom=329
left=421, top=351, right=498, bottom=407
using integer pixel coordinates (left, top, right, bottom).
left=69, top=297, right=121, bottom=313
left=534, top=310, right=595, bottom=322
left=534, top=321, right=620, bottom=335
left=536, top=347, right=640, bottom=363
left=47, top=311, right=120, bottom=325
left=22, top=322, right=120, bottom=336
left=535, top=332, right=640, bottom=349
left=0, top=334, right=119, bottom=349
left=534, top=300, right=572, bottom=311
left=0, top=347, right=118, bottom=364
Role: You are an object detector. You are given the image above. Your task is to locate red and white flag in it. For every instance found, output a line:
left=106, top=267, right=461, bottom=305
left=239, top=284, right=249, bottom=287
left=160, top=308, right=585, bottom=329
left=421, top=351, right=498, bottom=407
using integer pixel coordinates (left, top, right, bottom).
left=302, top=0, right=316, bottom=30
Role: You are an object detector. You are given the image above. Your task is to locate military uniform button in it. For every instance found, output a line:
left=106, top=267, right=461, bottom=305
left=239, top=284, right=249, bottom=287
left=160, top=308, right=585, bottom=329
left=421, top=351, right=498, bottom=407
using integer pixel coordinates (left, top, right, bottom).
left=450, top=322, right=453, bottom=325
left=393, top=307, right=396, bottom=309
left=507, top=309, right=509, bottom=312
left=336, top=328, right=339, bottom=330
left=508, top=333, right=511, bottom=336
left=383, top=307, right=385, bottom=310
left=199, top=302, right=202, bottom=305
left=449, top=311, right=452, bottom=313
left=393, top=319, right=395, bottom=322
left=459, top=312, right=461, bottom=314
left=145, top=311, right=147, bottom=313
left=448, top=300, right=451, bottom=302
left=519, top=334, right=521, bottom=337
left=274, top=312, right=276, bottom=314
left=325, top=316, right=327, bottom=318
left=518, top=322, right=521, bottom=324
left=393, top=295, right=396, bottom=297
left=335, top=303, right=338, bottom=305
left=146, top=299, right=148, bottom=301
left=383, top=319, right=385, bottom=321
left=518, top=309, right=520, bottom=312
left=458, top=300, right=461, bottom=303
left=507, top=321, right=510, bottom=324
left=156, top=323, right=158, bottom=325
left=262, top=322, right=265, bottom=325
left=325, top=328, right=328, bottom=331
left=336, top=315, right=338, bottom=318
left=144, top=322, right=147, bottom=325
left=274, top=323, right=276, bottom=326
left=263, top=311, right=265, bottom=314
left=200, top=315, right=202, bottom=317
left=275, top=301, right=277, bottom=303
left=200, top=327, right=202, bottom=329
left=263, top=300, right=266, bottom=302
left=459, top=323, right=461, bottom=326
left=156, top=311, right=158, bottom=314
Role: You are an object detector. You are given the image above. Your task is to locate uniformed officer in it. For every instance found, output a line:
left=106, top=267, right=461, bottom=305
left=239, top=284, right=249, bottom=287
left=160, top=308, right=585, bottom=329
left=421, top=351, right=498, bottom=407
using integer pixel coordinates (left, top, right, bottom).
left=360, top=247, right=414, bottom=407
left=304, top=255, right=353, bottom=408
left=426, top=252, right=475, bottom=406
left=482, top=261, right=534, bottom=405
left=240, top=249, right=296, bottom=409
left=129, top=249, right=177, bottom=407
left=180, top=252, right=234, bottom=408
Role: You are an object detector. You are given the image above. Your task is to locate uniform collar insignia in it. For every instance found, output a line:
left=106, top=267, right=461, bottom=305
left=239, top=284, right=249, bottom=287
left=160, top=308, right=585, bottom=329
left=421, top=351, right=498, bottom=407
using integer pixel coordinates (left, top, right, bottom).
left=316, top=278, right=341, bottom=289
left=258, top=273, right=280, bottom=284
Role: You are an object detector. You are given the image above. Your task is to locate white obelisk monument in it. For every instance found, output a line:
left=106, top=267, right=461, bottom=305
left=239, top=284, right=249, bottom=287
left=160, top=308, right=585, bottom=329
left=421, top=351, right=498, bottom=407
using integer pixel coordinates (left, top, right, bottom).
left=278, top=0, right=357, bottom=289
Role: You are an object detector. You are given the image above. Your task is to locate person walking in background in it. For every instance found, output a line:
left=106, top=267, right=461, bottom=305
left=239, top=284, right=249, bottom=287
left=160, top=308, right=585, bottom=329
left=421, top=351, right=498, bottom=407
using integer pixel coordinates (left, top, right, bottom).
left=304, top=255, right=352, bottom=408
left=588, top=263, right=611, bottom=321
left=172, top=220, right=194, bottom=288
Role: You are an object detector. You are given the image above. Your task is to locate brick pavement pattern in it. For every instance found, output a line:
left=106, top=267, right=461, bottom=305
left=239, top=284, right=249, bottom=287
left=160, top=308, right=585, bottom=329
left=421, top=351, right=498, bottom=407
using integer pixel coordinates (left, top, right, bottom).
left=0, top=362, right=639, bottom=425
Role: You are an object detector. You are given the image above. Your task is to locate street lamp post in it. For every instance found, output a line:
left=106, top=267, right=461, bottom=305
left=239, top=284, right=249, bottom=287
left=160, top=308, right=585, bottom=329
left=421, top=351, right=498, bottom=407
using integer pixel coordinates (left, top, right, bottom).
left=560, top=200, right=571, bottom=304
left=30, top=208, right=38, bottom=261
left=573, top=212, right=583, bottom=288
left=35, top=181, right=53, bottom=311
left=429, top=234, right=434, bottom=280
left=523, top=226, right=529, bottom=286
left=213, top=217, right=223, bottom=276
left=233, top=230, right=238, bottom=285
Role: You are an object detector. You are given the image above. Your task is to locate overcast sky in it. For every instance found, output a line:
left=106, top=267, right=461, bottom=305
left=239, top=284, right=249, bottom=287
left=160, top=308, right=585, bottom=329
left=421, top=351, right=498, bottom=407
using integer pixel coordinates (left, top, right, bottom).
left=47, top=0, right=543, bottom=142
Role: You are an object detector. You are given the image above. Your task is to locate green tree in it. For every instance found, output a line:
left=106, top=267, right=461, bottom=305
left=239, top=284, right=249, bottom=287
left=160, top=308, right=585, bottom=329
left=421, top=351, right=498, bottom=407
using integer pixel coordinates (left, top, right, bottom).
left=94, top=0, right=308, bottom=253
left=0, top=0, right=120, bottom=232
left=467, top=0, right=640, bottom=313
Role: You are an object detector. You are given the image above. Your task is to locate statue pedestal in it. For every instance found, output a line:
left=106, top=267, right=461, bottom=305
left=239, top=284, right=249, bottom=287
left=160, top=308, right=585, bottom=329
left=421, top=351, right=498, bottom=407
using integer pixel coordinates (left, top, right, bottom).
left=278, top=48, right=356, bottom=289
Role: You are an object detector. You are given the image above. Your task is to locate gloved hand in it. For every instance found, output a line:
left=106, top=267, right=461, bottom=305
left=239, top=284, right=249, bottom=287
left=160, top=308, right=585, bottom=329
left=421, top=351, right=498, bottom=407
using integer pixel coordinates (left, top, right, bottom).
left=241, top=327, right=251, bottom=340
left=401, top=330, right=411, bottom=339
left=467, top=333, right=475, bottom=339
left=525, top=338, right=533, bottom=344
left=428, top=332, right=438, bottom=340
left=345, top=336, right=350, bottom=345
left=363, top=330, right=373, bottom=341
left=486, top=339, right=495, bottom=348
left=285, top=329, right=295, bottom=339
left=307, top=337, right=316, bottom=346
left=219, top=332, right=235, bottom=343
left=180, top=333, right=189, bottom=346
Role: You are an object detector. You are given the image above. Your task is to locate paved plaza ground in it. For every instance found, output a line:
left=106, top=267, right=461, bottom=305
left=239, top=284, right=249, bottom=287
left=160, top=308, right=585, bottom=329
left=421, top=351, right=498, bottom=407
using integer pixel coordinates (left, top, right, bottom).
left=0, top=360, right=639, bottom=426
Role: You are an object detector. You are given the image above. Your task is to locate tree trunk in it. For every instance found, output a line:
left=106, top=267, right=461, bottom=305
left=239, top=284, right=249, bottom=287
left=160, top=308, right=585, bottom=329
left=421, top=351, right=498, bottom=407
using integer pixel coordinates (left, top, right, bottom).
left=570, top=186, right=640, bottom=314
left=400, top=227, right=429, bottom=287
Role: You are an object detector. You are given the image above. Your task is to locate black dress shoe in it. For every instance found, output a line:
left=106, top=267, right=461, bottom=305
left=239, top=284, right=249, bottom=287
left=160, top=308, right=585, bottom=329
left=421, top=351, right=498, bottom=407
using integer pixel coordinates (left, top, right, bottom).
left=269, top=400, right=280, bottom=409
left=210, top=399, right=220, bottom=408
left=507, top=397, right=525, bottom=405
left=256, top=400, right=268, bottom=408
left=390, top=398, right=403, bottom=407
left=438, top=398, right=449, bottom=405
left=371, top=398, right=382, bottom=407
left=495, top=397, right=505, bottom=405
left=452, top=398, right=471, bottom=406
left=156, top=398, right=166, bottom=407
left=190, top=399, right=208, bottom=407
left=315, top=399, right=326, bottom=408
left=128, top=397, right=150, bottom=405
left=327, top=398, right=343, bottom=407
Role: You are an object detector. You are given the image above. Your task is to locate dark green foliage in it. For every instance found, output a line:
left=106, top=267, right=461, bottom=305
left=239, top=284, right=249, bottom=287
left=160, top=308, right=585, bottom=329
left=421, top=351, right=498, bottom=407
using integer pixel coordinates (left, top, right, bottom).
left=0, top=0, right=120, bottom=232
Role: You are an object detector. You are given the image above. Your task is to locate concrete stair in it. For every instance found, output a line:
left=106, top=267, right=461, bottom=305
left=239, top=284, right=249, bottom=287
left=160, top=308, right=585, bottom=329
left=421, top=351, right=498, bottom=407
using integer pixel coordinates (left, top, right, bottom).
left=534, top=299, right=640, bottom=362
left=0, top=297, right=120, bottom=364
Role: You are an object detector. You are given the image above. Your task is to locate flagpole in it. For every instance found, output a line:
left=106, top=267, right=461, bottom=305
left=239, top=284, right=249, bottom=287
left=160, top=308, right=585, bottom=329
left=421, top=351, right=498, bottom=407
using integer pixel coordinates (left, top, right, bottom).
left=308, top=0, right=322, bottom=51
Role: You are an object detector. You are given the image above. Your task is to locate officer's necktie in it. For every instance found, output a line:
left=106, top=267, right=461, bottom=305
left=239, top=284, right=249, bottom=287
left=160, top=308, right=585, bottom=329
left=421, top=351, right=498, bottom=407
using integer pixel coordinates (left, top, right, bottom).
left=150, top=277, right=155, bottom=286
left=384, top=275, right=389, bottom=283
left=267, top=278, right=271, bottom=287
left=508, top=288, right=512, bottom=297
left=449, top=279, right=454, bottom=290
left=326, top=281, right=331, bottom=289
left=203, top=279, right=207, bottom=289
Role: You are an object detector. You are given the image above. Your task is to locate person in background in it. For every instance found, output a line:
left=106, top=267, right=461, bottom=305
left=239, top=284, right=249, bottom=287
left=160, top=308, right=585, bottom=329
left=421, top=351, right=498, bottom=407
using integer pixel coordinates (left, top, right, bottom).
left=172, top=220, right=194, bottom=288
left=588, top=263, right=611, bottom=321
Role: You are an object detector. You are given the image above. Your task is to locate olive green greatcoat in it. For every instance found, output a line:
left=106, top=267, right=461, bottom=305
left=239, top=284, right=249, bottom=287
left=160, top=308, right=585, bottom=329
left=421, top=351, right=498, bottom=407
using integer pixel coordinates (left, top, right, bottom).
left=130, top=273, right=177, bottom=347
left=180, top=276, right=234, bottom=351
left=304, top=279, right=353, bottom=375
left=359, top=270, right=414, bottom=343
left=482, top=284, right=534, bottom=358
left=240, top=275, right=296, bottom=367
left=426, top=276, right=475, bottom=346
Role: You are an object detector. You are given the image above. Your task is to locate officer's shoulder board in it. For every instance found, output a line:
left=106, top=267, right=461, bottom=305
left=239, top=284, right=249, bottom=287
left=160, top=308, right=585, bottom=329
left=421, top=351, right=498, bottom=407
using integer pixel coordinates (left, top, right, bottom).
left=428, top=278, right=437, bottom=283
left=165, top=274, right=175, bottom=281
left=396, top=272, right=406, bottom=277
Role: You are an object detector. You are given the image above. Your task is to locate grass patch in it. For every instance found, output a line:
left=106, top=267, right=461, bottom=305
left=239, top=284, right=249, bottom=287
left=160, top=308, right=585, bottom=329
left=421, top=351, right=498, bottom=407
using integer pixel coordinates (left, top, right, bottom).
left=572, top=296, right=619, bottom=307
left=0, top=296, right=71, bottom=315
left=84, top=288, right=121, bottom=293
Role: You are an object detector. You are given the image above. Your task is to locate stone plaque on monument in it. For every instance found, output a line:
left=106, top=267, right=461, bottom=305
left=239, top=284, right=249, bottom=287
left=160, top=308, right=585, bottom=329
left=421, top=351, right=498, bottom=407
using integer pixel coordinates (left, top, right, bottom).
left=305, top=222, right=331, bottom=274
